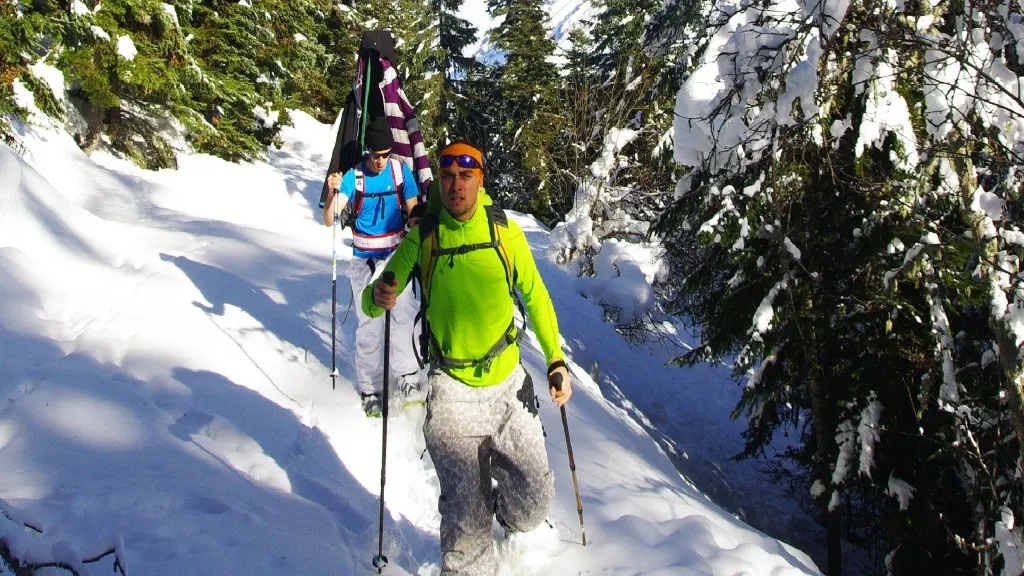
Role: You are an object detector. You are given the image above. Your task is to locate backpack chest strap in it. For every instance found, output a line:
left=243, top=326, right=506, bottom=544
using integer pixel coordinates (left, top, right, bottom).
left=433, top=240, right=500, bottom=258
left=421, top=205, right=512, bottom=299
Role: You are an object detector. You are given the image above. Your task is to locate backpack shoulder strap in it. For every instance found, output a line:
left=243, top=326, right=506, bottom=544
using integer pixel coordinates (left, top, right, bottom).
left=389, top=158, right=404, bottom=187
left=484, top=206, right=525, bottom=356
left=389, top=158, right=403, bottom=209
left=419, top=208, right=512, bottom=303
left=353, top=163, right=366, bottom=213
left=420, top=213, right=440, bottom=238
left=485, top=206, right=515, bottom=294
left=419, top=214, right=441, bottom=304
left=354, top=162, right=365, bottom=193
left=485, top=204, right=509, bottom=228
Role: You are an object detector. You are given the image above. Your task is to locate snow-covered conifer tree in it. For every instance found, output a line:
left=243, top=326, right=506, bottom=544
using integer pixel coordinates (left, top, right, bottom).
left=661, top=0, right=1024, bottom=572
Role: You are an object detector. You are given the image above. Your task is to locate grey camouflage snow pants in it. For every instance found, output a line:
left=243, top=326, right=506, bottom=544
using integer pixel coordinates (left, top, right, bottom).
left=423, top=364, right=554, bottom=576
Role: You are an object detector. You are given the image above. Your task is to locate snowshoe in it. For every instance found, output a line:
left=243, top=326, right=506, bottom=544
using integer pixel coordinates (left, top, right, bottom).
left=361, top=392, right=383, bottom=418
left=397, top=373, right=426, bottom=411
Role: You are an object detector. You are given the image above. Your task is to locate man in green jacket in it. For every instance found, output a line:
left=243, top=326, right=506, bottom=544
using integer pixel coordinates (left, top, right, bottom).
left=363, top=141, right=572, bottom=575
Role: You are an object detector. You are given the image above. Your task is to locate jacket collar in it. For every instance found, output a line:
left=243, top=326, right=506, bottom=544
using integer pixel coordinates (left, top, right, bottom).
left=439, top=188, right=493, bottom=229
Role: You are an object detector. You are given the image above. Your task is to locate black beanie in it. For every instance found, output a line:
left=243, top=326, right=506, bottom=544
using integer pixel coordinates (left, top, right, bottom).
left=364, top=117, right=394, bottom=151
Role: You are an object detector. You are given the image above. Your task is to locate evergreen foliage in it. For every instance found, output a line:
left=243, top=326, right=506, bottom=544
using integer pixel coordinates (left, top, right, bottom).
left=408, top=0, right=479, bottom=152
left=2, top=0, right=362, bottom=165
left=0, top=0, right=61, bottom=143
left=483, top=0, right=559, bottom=218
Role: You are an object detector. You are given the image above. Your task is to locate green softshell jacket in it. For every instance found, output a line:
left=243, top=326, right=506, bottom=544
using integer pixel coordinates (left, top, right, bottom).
left=361, top=200, right=564, bottom=387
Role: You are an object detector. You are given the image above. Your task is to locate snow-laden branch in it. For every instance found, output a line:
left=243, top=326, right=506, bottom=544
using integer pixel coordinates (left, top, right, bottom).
left=0, top=499, right=129, bottom=576
left=552, top=127, right=669, bottom=326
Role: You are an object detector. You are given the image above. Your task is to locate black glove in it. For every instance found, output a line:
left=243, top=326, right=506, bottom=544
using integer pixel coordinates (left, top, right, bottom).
left=409, top=202, right=427, bottom=221
left=547, top=359, right=567, bottom=391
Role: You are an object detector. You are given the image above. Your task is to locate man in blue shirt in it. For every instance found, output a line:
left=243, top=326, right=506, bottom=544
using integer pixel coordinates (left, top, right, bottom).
left=322, top=117, right=421, bottom=417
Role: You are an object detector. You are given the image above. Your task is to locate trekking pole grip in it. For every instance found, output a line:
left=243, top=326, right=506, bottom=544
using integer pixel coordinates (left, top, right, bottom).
left=548, top=359, right=567, bottom=390
left=382, top=271, right=395, bottom=285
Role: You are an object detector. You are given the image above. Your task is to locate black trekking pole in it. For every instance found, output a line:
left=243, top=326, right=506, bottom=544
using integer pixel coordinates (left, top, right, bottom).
left=372, top=271, right=395, bottom=573
left=551, top=372, right=587, bottom=546
left=330, top=197, right=339, bottom=390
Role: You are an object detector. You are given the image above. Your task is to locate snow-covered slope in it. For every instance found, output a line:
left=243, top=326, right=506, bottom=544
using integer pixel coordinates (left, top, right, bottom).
left=0, top=81, right=819, bottom=574
left=462, top=1, right=597, bottom=63
left=545, top=0, right=597, bottom=46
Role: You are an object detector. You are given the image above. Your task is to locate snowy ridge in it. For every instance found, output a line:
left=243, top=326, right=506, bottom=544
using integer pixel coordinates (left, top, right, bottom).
left=461, top=1, right=597, bottom=63
left=0, top=78, right=818, bottom=574
left=545, top=0, right=597, bottom=47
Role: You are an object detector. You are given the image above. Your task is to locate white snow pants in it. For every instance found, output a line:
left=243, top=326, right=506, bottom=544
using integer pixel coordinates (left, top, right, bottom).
left=349, top=254, right=420, bottom=395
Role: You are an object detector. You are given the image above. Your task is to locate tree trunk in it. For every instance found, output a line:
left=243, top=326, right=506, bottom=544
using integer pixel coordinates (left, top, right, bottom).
left=825, top=504, right=842, bottom=576
left=106, top=105, right=121, bottom=142
left=995, top=323, right=1024, bottom=470
left=810, top=335, right=842, bottom=576
left=79, top=120, right=103, bottom=156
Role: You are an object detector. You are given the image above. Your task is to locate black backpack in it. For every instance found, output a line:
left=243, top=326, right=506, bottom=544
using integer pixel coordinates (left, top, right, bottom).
left=411, top=205, right=526, bottom=373
left=343, top=159, right=404, bottom=230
